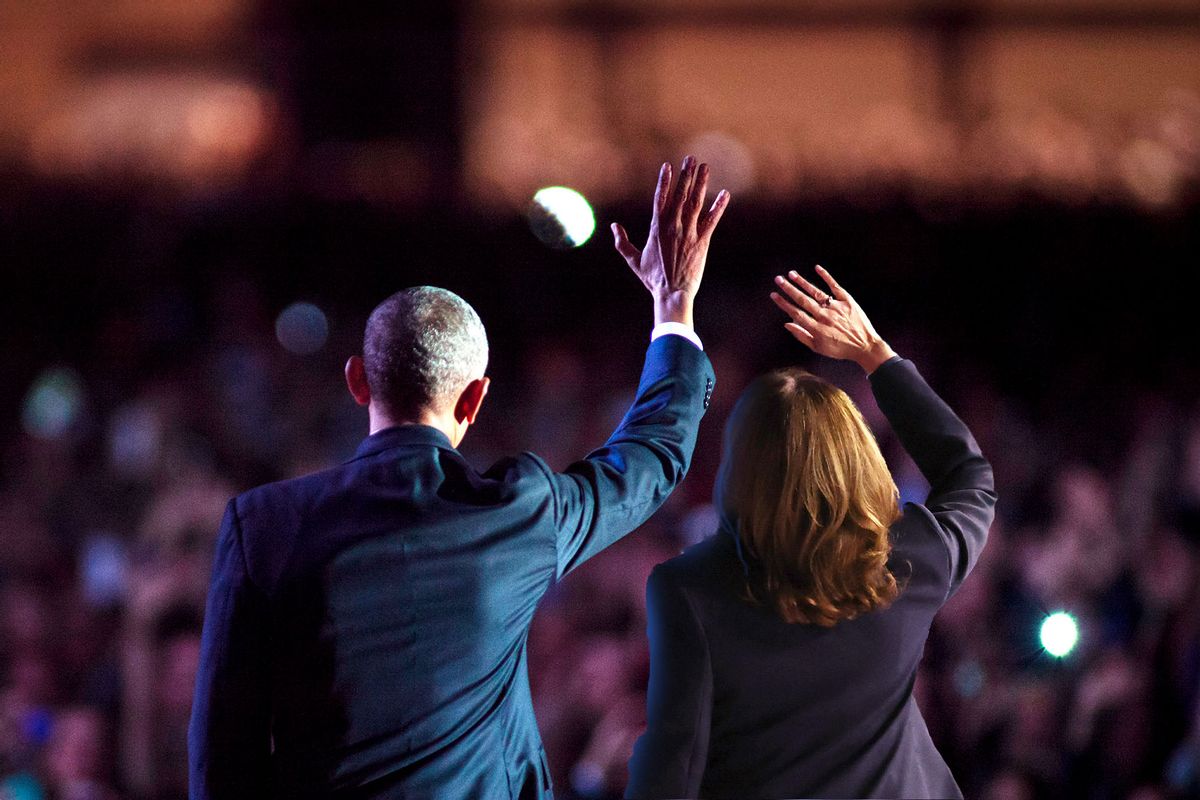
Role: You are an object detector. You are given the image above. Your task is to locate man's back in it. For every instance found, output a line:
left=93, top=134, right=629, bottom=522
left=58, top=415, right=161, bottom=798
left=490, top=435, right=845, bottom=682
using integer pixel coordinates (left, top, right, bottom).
left=189, top=336, right=715, bottom=799
left=248, top=426, right=555, bottom=795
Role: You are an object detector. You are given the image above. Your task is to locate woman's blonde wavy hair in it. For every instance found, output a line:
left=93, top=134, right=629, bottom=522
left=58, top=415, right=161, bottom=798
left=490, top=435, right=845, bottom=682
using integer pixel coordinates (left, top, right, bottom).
left=716, top=368, right=902, bottom=626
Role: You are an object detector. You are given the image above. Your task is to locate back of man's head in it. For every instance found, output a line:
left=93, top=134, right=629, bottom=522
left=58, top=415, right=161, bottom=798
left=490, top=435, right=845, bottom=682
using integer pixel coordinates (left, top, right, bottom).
left=363, top=287, right=488, bottom=419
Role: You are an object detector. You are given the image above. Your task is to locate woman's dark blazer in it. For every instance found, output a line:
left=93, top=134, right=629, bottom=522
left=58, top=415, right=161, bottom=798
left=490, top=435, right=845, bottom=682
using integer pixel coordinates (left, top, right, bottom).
left=626, top=356, right=996, bottom=799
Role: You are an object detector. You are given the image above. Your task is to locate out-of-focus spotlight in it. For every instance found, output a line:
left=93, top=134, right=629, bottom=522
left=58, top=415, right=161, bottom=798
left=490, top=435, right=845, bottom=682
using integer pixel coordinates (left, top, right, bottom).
left=529, top=186, right=595, bottom=249
left=683, top=131, right=756, bottom=194
left=22, top=368, right=84, bottom=440
left=952, top=658, right=985, bottom=698
left=1039, top=611, right=1079, bottom=658
left=275, top=302, right=329, bottom=355
left=1119, top=138, right=1181, bottom=208
left=569, top=761, right=605, bottom=799
left=28, top=74, right=273, bottom=188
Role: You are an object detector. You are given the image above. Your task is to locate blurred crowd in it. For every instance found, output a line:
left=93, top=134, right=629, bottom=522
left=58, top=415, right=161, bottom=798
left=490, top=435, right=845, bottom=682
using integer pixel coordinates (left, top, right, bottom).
left=1, top=275, right=1199, bottom=800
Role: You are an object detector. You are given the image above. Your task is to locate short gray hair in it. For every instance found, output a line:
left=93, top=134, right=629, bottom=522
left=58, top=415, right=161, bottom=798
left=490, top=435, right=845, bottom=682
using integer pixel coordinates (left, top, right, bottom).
left=363, top=287, right=489, bottom=418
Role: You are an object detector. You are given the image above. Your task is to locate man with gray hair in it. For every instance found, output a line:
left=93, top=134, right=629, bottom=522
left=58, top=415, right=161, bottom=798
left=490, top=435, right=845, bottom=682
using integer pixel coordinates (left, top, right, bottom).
left=189, top=157, right=729, bottom=798
left=357, top=286, right=491, bottom=440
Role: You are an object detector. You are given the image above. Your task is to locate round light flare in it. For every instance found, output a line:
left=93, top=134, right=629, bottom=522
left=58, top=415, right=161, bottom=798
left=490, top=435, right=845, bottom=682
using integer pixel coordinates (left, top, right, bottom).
left=22, top=367, right=85, bottom=440
left=275, top=302, right=329, bottom=355
left=529, top=186, right=596, bottom=249
left=1039, top=611, right=1080, bottom=658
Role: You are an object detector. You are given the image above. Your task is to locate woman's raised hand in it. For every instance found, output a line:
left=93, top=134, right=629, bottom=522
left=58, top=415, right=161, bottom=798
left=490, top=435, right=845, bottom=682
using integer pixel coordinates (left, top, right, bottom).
left=770, top=265, right=896, bottom=374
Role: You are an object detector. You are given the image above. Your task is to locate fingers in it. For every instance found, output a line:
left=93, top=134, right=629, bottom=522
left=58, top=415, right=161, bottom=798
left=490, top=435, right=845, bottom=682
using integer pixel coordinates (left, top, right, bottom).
left=682, top=162, right=709, bottom=230
left=770, top=290, right=820, bottom=329
left=611, top=222, right=640, bottom=267
left=772, top=292, right=823, bottom=353
left=815, top=265, right=851, bottom=301
left=784, top=322, right=817, bottom=347
left=651, top=155, right=724, bottom=235
left=785, top=270, right=830, bottom=306
left=769, top=290, right=800, bottom=318
left=669, top=155, right=697, bottom=224
left=773, top=274, right=827, bottom=320
left=652, top=162, right=672, bottom=219
left=698, top=189, right=730, bottom=240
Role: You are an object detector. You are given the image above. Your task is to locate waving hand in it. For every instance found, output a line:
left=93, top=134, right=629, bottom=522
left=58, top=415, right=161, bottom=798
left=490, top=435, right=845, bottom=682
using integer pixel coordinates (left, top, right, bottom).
left=612, top=156, right=730, bottom=327
left=770, top=266, right=896, bottom=374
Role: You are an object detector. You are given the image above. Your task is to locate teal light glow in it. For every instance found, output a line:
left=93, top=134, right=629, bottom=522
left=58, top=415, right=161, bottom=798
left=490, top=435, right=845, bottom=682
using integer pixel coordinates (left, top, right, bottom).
left=1039, top=611, right=1080, bottom=658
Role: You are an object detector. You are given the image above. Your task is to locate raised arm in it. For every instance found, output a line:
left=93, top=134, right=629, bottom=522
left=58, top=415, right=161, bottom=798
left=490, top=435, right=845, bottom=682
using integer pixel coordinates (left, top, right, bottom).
left=531, top=157, right=729, bottom=579
left=867, top=358, right=995, bottom=597
left=770, top=267, right=996, bottom=599
left=529, top=335, right=714, bottom=578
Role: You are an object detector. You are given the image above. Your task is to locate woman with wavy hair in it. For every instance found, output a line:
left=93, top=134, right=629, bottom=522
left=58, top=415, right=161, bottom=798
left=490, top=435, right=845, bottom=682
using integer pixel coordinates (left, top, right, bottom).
left=626, top=267, right=996, bottom=799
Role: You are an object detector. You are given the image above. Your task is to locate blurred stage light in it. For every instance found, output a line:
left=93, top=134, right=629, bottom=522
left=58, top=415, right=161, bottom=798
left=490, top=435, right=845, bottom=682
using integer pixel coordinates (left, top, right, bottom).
left=275, top=302, right=329, bottom=355
left=1119, top=137, right=1182, bottom=208
left=683, top=131, right=756, bottom=194
left=1039, top=611, right=1079, bottom=658
left=107, top=401, right=163, bottom=479
left=21, top=368, right=84, bottom=440
left=529, top=186, right=595, bottom=249
left=80, top=534, right=128, bottom=608
left=28, top=73, right=273, bottom=189
left=952, top=658, right=985, bottom=698
left=569, top=761, right=605, bottom=799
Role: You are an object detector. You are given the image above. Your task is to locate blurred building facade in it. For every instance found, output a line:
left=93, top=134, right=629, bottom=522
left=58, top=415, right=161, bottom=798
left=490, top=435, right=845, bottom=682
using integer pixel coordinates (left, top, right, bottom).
left=2, top=0, right=1199, bottom=206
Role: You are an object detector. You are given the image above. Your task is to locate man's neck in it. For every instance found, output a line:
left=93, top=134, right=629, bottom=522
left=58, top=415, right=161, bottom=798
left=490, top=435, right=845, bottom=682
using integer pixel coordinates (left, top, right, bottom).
left=368, top=407, right=458, bottom=445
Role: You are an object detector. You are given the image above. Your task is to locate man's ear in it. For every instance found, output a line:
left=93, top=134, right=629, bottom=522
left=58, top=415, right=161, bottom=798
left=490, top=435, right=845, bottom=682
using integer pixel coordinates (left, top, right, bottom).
left=454, top=377, right=490, bottom=425
left=345, top=356, right=371, bottom=406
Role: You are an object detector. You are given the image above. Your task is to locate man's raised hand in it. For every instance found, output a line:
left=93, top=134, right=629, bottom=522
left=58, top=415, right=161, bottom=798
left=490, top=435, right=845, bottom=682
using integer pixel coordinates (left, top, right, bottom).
left=611, top=156, right=730, bottom=327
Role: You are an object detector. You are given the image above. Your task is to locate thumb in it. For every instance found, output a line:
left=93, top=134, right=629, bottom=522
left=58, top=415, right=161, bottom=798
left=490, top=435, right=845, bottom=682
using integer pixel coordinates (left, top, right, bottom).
left=611, top=222, right=640, bottom=267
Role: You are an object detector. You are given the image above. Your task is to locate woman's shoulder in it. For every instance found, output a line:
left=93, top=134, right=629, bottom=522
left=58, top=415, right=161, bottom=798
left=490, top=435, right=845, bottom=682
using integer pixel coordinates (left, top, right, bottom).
left=654, top=533, right=744, bottom=594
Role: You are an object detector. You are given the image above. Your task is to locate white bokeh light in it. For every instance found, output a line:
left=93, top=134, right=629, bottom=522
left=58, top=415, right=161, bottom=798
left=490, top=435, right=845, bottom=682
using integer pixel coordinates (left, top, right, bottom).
left=531, top=186, right=596, bottom=248
left=1039, top=611, right=1080, bottom=658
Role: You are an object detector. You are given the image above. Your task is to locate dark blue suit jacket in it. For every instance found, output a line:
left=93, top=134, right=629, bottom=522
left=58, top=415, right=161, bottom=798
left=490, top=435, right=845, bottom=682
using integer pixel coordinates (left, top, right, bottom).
left=626, top=357, right=996, bottom=799
left=189, top=335, right=714, bottom=799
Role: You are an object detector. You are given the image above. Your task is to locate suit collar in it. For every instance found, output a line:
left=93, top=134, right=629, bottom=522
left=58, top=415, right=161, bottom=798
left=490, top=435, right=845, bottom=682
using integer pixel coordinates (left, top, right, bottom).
left=348, top=424, right=455, bottom=462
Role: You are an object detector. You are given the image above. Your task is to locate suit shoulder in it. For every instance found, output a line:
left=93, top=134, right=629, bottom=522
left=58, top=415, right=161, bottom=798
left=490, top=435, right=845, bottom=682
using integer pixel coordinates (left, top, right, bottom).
left=653, top=535, right=738, bottom=591
left=228, top=464, right=361, bottom=591
left=487, top=450, right=551, bottom=479
left=231, top=462, right=366, bottom=547
left=479, top=451, right=563, bottom=496
left=234, top=467, right=336, bottom=517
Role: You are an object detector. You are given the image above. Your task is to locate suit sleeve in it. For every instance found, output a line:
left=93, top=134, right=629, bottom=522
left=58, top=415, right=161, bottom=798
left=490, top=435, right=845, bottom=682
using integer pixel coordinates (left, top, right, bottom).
left=189, top=499, right=273, bottom=799
left=625, top=566, right=712, bottom=799
left=870, top=357, right=997, bottom=600
left=527, top=335, right=715, bottom=579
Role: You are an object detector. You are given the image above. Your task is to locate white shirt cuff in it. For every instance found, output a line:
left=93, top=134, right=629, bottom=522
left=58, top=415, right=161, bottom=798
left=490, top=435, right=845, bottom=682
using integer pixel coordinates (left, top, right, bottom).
left=651, top=321, right=703, bottom=351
